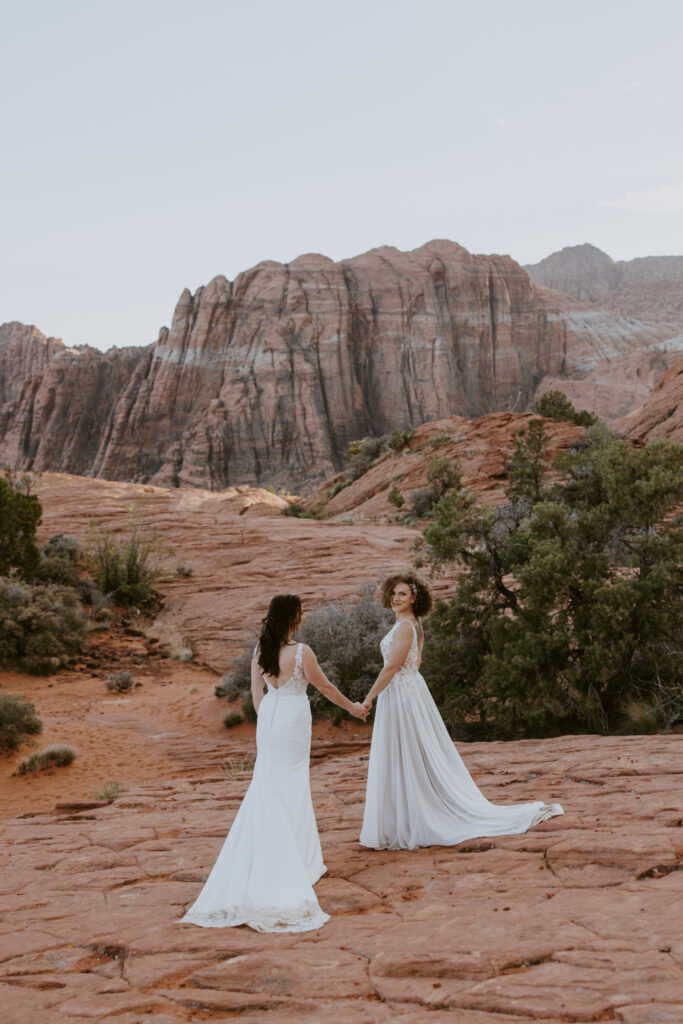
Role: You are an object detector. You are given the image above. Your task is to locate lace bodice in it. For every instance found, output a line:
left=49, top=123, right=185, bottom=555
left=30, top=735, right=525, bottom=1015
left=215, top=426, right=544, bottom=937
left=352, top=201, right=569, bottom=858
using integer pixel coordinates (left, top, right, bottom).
left=264, top=642, right=309, bottom=696
left=381, top=620, right=422, bottom=675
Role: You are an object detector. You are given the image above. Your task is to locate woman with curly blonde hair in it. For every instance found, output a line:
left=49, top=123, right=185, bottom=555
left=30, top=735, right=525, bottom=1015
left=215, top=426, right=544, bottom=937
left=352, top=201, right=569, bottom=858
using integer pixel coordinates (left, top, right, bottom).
left=360, top=574, right=562, bottom=850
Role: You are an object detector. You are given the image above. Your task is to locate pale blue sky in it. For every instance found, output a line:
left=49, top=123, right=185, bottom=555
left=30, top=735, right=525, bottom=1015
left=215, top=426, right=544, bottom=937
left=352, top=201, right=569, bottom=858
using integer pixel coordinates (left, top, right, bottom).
left=2, top=0, right=682, bottom=351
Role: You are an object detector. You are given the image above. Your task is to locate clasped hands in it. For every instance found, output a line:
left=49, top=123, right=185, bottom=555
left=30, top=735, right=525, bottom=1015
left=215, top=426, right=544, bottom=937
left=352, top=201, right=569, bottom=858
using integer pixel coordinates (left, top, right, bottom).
left=348, top=686, right=376, bottom=720
left=350, top=692, right=375, bottom=720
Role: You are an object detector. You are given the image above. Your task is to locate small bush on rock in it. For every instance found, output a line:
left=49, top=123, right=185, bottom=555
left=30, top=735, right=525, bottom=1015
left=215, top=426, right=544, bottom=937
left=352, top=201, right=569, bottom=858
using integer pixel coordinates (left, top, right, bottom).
left=532, top=389, right=598, bottom=426
left=0, top=579, right=89, bottom=674
left=0, top=693, right=43, bottom=753
left=223, top=712, right=243, bottom=728
left=106, top=670, right=133, bottom=692
left=15, top=744, right=77, bottom=775
left=33, top=533, right=82, bottom=587
left=87, top=509, right=164, bottom=607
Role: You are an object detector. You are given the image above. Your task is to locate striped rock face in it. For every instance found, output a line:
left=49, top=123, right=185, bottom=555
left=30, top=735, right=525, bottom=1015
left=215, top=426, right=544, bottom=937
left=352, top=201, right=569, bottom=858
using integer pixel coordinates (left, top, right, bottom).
left=0, top=240, right=673, bottom=490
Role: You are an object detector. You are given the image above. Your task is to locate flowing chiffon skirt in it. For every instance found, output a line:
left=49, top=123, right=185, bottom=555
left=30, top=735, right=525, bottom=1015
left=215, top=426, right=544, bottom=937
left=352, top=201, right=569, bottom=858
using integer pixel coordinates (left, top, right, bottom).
left=361, top=630, right=563, bottom=850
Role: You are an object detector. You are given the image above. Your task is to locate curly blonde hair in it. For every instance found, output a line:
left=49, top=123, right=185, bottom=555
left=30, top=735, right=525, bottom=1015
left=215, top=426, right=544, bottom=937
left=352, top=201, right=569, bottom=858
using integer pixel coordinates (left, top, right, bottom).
left=381, top=574, right=433, bottom=617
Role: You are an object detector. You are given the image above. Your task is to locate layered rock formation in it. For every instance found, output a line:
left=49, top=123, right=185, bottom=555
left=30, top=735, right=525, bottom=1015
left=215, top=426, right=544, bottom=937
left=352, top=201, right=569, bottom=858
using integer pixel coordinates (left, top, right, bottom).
left=0, top=241, right=675, bottom=489
left=0, top=322, right=64, bottom=406
left=618, top=355, right=683, bottom=443
left=306, top=412, right=585, bottom=522
left=526, top=243, right=683, bottom=332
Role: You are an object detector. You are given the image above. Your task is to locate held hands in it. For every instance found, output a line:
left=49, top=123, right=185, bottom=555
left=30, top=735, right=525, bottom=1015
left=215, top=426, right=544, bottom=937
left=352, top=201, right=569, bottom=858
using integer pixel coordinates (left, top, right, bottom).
left=351, top=701, right=369, bottom=721
left=362, top=695, right=374, bottom=712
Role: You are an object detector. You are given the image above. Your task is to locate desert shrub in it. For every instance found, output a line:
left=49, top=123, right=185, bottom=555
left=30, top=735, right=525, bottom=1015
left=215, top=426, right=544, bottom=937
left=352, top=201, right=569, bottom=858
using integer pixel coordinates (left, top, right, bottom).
left=34, top=533, right=83, bottom=586
left=0, top=693, right=43, bottom=753
left=15, top=744, right=77, bottom=775
left=0, top=579, right=89, bottom=674
left=301, top=587, right=393, bottom=720
left=223, top=585, right=392, bottom=722
left=387, top=428, right=415, bottom=452
left=94, top=781, right=120, bottom=801
left=105, top=670, right=133, bottom=692
left=175, top=563, right=193, bottom=578
left=388, top=485, right=405, bottom=508
left=345, top=435, right=390, bottom=479
left=407, top=456, right=461, bottom=521
left=87, top=509, right=164, bottom=607
left=428, top=431, right=451, bottom=449
left=532, top=389, right=598, bottom=426
left=408, top=485, right=441, bottom=519
left=240, top=694, right=257, bottom=721
left=329, top=481, right=348, bottom=498
left=215, top=668, right=247, bottom=701
left=223, top=712, right=243, bottom=728
left=418, top=421, right=683, bottom=739
left=282, top=501, right=323, bottom=519
left=0, top=469, right=42, bottom=579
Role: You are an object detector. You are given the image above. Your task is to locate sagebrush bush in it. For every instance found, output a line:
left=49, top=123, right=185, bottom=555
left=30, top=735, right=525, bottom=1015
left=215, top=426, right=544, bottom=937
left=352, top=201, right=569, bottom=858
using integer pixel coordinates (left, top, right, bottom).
left=345, top=436, right=390, bottom=480
left=223, top=712, right=243, bottom=728
left=223, top=586, right=392, bottom=721
left=87, top=510, right=164, bottom=607
left=15, top=744, right=77, bottom=775
left=0, top=693, right=43, bottom=752
left=33, top=533, right=82, bottom=587
left=0, top=579, right=89, bottom=674
left=105, top=670, right=133, bottom=692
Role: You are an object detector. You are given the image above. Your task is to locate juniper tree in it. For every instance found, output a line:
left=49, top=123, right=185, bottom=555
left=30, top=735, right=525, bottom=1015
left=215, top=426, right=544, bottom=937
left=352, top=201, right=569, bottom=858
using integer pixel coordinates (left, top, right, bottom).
left=419, top=422, right=683, bottom=738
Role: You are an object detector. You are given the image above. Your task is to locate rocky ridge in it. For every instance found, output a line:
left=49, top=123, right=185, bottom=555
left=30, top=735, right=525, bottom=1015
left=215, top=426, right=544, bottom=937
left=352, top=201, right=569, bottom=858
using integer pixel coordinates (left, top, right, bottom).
left=526, top=243, right=683, bottom=333
left=0, top=240, right=674, bottom=490
left=617, top=355, right=683, bottom=443
left=307, top=412, right=585, bottom=523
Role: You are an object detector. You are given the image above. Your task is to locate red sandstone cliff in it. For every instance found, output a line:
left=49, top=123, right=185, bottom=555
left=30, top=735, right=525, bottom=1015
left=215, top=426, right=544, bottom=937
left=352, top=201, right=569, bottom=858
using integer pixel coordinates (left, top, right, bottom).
left=0, top=240, right=674, bottom=489
left=617, top=355, right=683, bottom=443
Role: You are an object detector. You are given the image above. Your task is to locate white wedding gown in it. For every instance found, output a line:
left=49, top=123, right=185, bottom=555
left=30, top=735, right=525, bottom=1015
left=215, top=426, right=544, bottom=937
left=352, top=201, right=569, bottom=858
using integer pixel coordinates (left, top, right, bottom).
left=181, top=643, right=329, bottom=932
left=360, top=621, right=563, bottom=850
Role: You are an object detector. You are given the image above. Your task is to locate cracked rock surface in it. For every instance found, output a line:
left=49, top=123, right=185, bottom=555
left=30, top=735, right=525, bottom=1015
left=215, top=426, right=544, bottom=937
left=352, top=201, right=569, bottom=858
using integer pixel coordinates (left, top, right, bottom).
left=2, top=733, right=682, bottom=1024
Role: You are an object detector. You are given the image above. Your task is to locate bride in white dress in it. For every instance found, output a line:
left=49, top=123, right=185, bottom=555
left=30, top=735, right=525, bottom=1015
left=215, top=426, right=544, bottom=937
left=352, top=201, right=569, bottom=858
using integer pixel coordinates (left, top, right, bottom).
left=360, top=574, right=563, bottom=850
left=181, top=594, right=367, bottom=932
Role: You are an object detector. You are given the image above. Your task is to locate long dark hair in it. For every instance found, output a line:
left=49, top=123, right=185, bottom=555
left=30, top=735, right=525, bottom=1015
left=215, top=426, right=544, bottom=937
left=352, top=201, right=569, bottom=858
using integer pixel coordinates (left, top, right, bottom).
left=257, top=594, right=302, bottom=677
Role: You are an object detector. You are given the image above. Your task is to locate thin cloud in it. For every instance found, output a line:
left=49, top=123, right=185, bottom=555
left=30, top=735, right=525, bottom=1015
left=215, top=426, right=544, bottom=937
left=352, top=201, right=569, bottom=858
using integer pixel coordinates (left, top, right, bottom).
left=483, top=105, right=508, bottom=128
left=602, top=180, right=683, bottom=216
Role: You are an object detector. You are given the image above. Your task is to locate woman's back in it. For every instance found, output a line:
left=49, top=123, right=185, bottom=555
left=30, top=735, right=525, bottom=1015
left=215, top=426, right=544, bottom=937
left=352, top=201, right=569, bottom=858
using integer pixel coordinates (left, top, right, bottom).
left=261, top=641, right=303, bottom=690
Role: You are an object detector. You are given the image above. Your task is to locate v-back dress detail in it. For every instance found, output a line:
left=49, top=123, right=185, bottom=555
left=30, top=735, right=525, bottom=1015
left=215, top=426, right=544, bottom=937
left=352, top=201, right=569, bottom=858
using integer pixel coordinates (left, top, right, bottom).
left=180, top=643, right=329, bottom=932
left=360, top=621, right=564, bottom=850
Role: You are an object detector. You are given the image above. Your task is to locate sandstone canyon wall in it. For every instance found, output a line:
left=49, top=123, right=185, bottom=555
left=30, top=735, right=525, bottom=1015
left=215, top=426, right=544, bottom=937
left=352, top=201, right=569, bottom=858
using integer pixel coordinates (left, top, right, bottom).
left=526, top=243, right=683, bottom=332
left=617, top=355, right=683, bottom=443
left=0, top=240, right=675, bottom=490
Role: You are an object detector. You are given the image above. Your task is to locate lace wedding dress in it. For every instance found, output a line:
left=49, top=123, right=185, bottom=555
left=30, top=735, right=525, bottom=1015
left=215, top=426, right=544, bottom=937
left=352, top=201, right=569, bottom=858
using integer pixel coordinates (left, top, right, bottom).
left=360, top=621, right=563, bottom=850
left=181, top=643, right=329, bottom=932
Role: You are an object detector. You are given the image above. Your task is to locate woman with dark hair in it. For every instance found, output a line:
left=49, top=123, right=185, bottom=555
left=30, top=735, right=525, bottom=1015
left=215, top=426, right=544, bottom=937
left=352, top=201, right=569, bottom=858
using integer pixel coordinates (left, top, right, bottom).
left=181, top=594, right=367, bottom=933
left=360, top=574, right=562, bottom=850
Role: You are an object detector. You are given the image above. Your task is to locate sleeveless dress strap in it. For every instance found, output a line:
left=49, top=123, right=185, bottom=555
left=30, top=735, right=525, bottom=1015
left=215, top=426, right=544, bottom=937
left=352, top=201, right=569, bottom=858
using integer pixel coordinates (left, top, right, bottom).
left=295, top=642, right=304, bottom=674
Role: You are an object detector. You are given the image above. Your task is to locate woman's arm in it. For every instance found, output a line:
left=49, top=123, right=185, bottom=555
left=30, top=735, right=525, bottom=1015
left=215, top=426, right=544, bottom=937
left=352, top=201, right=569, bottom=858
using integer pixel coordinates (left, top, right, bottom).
left=250, top=654, right=266, bottom=714
left=362, top=620, right=413, bottom=709
left=302, top=646, right=368, bottom=719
